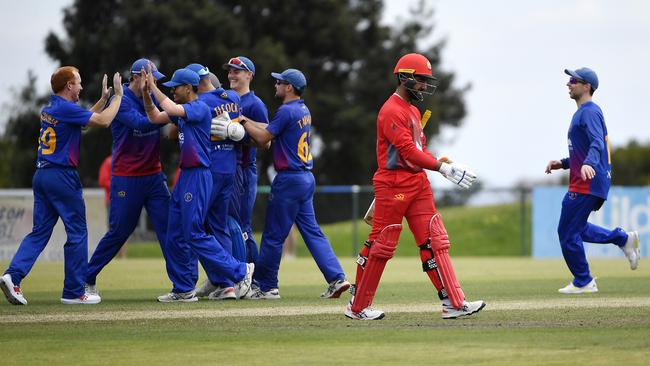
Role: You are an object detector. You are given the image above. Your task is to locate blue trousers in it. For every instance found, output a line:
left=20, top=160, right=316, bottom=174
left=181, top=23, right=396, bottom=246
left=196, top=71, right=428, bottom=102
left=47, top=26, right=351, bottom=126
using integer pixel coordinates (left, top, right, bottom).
left=253, top=171, right=345, bottom=291
left=86, top=173, right=170, bottom=285
left=241, top=165, right=259, bottom=264
left=189, top=171, right=235, bottom=287
left=558, top=192, right=628, bottom=287
left=4, top=168, right=88, bottom=299
left=164, top=168, right=246, bottom=293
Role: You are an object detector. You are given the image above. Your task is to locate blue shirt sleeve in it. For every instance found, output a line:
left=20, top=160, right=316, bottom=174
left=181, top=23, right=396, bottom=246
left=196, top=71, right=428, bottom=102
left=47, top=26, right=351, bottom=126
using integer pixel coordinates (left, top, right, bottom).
left=182, top=101, right=206, bottom=124
left=266, top=106, right=290, bottom=137
left=581, top=109, right=605, bottom=167
left=59, top=101, right=92, bottom=126
left=113, top=96, right=161, bottom=132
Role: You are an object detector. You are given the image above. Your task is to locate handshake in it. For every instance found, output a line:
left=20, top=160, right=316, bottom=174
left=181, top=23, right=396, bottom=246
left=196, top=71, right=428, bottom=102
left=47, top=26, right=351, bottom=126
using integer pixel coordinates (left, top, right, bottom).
left=211, top=112, right=245, bottom=141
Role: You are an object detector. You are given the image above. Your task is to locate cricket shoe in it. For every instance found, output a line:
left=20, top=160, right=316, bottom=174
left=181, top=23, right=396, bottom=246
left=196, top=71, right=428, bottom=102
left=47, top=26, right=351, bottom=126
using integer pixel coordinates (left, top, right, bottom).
left=61, top=293, right=101, bottom=305
left=621, top=231, right=640, bottom=270
left=84, top=284, right=99, bottom=296
left=442, top=300, right=486, bottom=319
left=246, top=285, right=281, bottom=300
left=208, top=286, right=237, bottom=300
left=195, top=279, right=218, bottom=298
left=320, top=279, right=351, bottom=299
left=157, top=291, right=198, bottom=303
left=558, top=278, right=598, bottom=294
left=1, top=274, right=27, bottom=305
left=234, top=263, right=255, bottom=299
left=344, top=301, right=385, bottom=320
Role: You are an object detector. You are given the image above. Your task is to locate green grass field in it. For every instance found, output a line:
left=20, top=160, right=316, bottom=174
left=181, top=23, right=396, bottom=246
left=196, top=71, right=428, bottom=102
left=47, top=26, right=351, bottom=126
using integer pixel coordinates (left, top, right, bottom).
left=1, top=257, right=649, bottom=365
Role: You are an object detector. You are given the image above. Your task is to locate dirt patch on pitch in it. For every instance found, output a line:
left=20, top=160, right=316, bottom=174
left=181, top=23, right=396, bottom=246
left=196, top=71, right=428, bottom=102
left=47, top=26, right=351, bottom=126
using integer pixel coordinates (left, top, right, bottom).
left=3, top=297, right=650, bottom=323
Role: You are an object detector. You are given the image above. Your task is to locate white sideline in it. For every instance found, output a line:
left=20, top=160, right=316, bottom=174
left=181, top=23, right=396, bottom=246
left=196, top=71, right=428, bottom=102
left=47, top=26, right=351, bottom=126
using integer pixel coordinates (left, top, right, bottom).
left=2, top=297, right=650, bottom=323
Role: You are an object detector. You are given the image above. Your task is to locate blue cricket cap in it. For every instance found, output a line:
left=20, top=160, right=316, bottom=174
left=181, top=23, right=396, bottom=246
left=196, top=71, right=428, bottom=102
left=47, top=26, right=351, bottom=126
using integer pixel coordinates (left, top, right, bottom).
left=565, top=67, right=599, bottom=91
left=131, top=58, right=165, bottom=80
left=185, top=63, right=210, bottom=79
left=224, top=56, right=255, bottom=74
left=162, top=68, right=200, bottom=88
left=271, top=68, right=307, bottom=91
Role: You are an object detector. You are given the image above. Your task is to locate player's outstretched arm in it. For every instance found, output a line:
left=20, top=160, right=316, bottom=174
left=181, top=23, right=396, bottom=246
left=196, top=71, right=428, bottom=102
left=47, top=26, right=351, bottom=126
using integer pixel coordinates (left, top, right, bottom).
left=545, top=160, right=564, bottom=174
left=89, top=74, right=113, bottom=113
left=88, top=72, right=123, bottom=128
left=141, top=69, right=172, bottom=125
left=144, top=65, right=185, bottom=118
left=240, top=116, right=274, bottom=146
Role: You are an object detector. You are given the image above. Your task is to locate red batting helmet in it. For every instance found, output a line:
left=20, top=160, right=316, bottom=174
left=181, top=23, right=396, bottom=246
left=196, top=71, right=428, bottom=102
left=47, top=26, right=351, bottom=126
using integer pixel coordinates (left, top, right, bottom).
left=393, top=53, right=437, bottom=101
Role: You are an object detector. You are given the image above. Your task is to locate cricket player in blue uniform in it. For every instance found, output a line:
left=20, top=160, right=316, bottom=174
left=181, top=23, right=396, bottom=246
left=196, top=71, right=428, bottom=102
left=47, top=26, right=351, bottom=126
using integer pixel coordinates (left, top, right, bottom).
left=1, top=67, right=124, bottom=305
left=141, top=66, right=253, bottom=302
left=546, top=67, right=640, bottom=294
left=213, top=68, right=349, bottom=299
left=223, top=56, right=270, bottom=265
left=85, top=59, right=171, bottom=295
left=184, top=63, right=243, bottom=300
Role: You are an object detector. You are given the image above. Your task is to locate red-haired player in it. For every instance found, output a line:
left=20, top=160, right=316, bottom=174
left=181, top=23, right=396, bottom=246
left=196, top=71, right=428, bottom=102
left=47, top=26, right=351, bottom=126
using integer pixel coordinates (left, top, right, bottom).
left=345, top=53, right=486, bottom=320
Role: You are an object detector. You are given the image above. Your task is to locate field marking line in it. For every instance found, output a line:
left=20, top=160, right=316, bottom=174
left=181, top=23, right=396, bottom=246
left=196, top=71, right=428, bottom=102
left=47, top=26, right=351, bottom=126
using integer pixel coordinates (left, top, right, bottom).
left=2, top=297, right=650, bottom=323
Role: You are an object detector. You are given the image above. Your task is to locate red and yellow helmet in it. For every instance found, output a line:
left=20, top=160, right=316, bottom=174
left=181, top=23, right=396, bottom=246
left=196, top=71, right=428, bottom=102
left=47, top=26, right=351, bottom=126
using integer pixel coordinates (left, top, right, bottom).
left=393, top=53, right=434, bottom=78
left=393, top=53, right=438, bottom=101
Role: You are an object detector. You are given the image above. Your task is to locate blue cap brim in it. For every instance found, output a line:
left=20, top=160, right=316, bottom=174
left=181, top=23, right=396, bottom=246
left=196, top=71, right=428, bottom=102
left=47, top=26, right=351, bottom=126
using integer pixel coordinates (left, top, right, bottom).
left=271, top=72, right=284, bottom=81
left=564, top=69, right=582, bottom=80
left=153, top=70, right=165, bottom=80
left=162, top=81, right=183, bottom=87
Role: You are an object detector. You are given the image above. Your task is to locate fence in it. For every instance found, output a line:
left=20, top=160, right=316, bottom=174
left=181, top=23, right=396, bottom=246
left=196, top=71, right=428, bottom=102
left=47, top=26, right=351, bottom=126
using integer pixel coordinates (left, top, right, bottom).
left=0, top=186, right=532, bottom=261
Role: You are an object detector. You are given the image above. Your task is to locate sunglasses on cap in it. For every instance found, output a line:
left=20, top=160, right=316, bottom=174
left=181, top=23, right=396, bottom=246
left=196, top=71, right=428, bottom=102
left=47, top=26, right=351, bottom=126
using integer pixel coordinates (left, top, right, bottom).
left=275, top=80, right=290, bottom=85
left=569, top=77, right=586, bottom=85
left=228, top=57, right=251, bottom=72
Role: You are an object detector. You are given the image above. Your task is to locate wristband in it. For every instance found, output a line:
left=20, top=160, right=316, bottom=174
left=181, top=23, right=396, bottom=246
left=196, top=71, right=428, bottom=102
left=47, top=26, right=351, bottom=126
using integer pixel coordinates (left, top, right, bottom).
left=239, top=116, right=247, bottom=126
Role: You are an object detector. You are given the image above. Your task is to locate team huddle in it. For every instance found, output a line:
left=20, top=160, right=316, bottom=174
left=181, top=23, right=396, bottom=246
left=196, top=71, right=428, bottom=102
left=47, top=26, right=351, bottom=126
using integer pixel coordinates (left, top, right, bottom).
left=0, top=52, right=640, bottom=321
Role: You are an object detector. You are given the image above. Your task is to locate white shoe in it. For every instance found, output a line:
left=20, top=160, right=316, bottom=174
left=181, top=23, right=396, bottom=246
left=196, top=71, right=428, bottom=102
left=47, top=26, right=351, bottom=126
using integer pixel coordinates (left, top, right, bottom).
left=345, top=302, right=385, bottom=320
left=234, top=263, right=254, bottom=299
left=320, top=279, right=351, bottom=298
left=558, top=278, right=598, bottom=294
left=621, top=231, right=640, bottom=270
left=441, top=300, right=486, bottom=319
left=61, top=293, right=101, bottom=305
left=208, top=286, right=237, bottom=300
left=246, top=285, right=281, bottom=300
left=84, top=284, right=99, bottom=296
left=157, top=291, right=198, bottom=303
left=1, top=274, right=27, bottom=305
left=195, top=279, right=218, bottom=298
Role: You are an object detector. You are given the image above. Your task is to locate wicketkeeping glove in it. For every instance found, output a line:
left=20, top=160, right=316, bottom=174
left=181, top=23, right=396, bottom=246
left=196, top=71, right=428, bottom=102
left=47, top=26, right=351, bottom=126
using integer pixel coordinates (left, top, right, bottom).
left=211, top=112, right=245, bottom=141
left=438, top=162, right=477, bottom=189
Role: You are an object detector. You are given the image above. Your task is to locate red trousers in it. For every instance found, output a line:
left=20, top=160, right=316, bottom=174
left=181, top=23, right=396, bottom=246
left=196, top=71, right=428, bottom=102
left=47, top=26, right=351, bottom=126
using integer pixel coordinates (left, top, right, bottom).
left=370, top=170, right=436, bottom=245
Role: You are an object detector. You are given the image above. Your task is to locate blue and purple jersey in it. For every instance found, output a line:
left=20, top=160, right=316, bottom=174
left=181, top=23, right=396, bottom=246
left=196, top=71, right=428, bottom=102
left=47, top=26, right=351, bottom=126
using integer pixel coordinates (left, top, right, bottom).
left=266, top=99, right=313, bottom=171
left=240, top=91, right=269, bottom=167
left=175, top=99, right=212, bottom=169
left=561, top=101, right=611, bottom=199
left=198, top=88, right=240, bottom=174
left=36, top=95, right=92, bottom=168
left=110, top=85, right=163, bottom=176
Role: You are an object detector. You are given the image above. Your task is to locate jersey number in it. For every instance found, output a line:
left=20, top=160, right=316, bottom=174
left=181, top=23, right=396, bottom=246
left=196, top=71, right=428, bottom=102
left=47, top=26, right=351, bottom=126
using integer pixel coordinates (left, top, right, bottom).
left=297, top=132, right=312, bottom=163
left=38, top=127, right=56, bottom=155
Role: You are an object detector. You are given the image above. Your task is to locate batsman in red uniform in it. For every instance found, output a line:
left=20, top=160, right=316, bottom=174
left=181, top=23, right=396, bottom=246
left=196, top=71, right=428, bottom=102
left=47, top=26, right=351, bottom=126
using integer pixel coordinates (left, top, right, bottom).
left=345, top=53, right=486, bottom=320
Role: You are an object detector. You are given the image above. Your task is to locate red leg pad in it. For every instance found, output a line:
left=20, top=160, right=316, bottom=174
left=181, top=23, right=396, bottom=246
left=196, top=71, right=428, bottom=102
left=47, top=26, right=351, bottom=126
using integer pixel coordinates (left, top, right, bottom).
left=351, top=224, right=401, bottom=313
left=429, top=214, right=465, bottom=309
left=353, top=244, right=371, bottom=290
left=419, top=248, right=445, bottom=294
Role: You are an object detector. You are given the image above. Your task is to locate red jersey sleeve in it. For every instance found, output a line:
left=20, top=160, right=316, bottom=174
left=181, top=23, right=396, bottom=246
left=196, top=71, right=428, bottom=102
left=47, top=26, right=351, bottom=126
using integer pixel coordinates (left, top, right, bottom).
left=380, top=110, right=438, bottom=170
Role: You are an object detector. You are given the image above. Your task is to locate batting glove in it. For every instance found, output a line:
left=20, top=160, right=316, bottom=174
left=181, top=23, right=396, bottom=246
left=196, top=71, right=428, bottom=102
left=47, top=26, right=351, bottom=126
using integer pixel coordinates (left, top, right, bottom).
left=439, top=162, right=477, bottom=189
left=211, top=112, right=245, bottom=141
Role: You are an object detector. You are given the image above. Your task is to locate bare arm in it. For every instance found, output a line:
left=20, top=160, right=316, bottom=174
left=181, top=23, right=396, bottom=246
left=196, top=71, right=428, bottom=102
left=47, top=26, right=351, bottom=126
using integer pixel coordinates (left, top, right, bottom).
left=89, top=74, right=112, bottom=113
left=143, top=65, right=185, bottom=118
left=142, top=83, right=172, bottom=125
left=87, top=73, right=123, bottom=128
left=242, top=117, right=274, bottom=146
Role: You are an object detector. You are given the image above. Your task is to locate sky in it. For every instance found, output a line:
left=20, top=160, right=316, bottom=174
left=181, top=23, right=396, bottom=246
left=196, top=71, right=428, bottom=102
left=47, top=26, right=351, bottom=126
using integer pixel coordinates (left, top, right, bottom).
left=1, top=0, right=649, bottom=188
